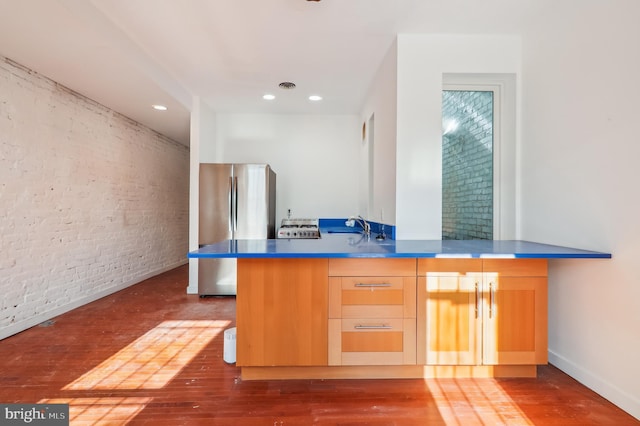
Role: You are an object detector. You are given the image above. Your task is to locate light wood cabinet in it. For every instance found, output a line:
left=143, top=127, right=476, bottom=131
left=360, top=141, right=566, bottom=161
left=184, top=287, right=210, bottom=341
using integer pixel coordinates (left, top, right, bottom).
left=236, top=258, right=328, bottom=367
left=235, top=256, right=548, bottom=379
left=417, top=258, right=483, bottom=365
left=328, top=259, right=417, bottom=366
left=417, top=258, right=547, bottom=366
left=482, top=259, right=548, bottom=365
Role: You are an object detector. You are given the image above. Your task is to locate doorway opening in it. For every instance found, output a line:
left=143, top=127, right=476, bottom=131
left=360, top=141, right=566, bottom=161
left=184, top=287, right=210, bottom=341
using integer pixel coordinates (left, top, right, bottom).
left=442, top=73, right=516, bottom=241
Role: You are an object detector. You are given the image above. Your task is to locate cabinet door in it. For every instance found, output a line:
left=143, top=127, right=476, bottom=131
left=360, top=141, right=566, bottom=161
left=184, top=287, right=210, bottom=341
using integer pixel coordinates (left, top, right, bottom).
left=236, top=258, right=328, bottom=367
left=418, top=274, right=481, bottom=365
left=417, top=259, right=482, bottom=365
left=482, top=273, right=548, bottom=365
left=418, top=258, right=548, bottom=367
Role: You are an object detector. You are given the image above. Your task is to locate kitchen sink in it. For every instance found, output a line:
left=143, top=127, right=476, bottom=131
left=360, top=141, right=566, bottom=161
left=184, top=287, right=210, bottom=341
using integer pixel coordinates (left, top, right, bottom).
left=324, top=230, right=362, bottom=234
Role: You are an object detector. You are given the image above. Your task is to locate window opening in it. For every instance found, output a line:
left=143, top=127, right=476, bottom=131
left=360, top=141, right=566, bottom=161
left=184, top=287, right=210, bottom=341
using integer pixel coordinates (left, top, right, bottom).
left=442, top=89, right=495, bottom=240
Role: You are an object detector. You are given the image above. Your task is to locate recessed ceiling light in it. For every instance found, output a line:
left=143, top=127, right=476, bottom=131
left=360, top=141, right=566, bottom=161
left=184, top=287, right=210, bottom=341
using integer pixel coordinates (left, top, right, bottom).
left=263, top=94, right=276, bottom=100
left=308, top=95, right=322, bottom=101
left=152, top=104, right=167, bottom=111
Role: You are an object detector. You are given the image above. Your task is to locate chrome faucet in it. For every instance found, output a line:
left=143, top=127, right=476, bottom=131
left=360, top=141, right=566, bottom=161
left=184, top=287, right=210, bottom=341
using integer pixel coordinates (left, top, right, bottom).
left=345, top=215, right=371, bottom=237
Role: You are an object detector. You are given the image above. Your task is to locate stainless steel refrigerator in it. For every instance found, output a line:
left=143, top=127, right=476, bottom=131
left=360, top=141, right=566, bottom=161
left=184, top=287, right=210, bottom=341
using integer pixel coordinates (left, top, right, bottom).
left=198, top=163, right=276, bottom=296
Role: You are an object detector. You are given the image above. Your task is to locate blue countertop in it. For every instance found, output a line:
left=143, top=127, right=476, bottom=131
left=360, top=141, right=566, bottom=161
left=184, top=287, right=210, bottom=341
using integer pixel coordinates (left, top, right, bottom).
left=188, top=234, right=611, bottom=259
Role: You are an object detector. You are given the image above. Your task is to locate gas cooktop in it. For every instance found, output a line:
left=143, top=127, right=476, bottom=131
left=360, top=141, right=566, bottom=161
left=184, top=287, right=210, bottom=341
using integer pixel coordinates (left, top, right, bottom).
left=276, top=218, right=321, bottom=239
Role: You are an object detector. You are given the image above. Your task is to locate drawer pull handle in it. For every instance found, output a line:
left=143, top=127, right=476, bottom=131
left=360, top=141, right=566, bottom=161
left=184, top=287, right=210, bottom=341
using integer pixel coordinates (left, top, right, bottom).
left=474, top=282, right=479, bottom=319
left=489, top=282, right=495, bottom=319
left=354, top=283, right=392, bottom=288
left=354, top=324, right=392, bottom=330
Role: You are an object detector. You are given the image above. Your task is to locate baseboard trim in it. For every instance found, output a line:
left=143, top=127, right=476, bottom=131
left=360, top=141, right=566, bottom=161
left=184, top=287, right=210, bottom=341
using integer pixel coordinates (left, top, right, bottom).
left=0, top=260, right=187, bottom=341
left=240, top=365, right=538, bottom=380
left=548, top=350, right=640, bottom=420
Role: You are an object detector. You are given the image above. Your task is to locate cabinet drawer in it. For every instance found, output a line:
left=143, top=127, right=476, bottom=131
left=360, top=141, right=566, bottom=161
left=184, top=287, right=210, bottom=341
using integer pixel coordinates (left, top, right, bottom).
left=341, top=318, right=405, bottom=352
left=342, top=276, right=405, bottom=305
left=483, top=259, right=547, bottom=276
left=419, top=259, right=547, bottom=276
left=329, top=277, right=416, bottom=319
left=418, top=258, right=482, bottom=275
left=328, top=318, right=416, bottom=366
left=329, top=258, right=416, bottom=276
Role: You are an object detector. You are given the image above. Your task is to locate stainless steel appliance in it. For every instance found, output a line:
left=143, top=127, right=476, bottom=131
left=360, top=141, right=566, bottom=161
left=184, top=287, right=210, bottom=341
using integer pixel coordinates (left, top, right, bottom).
left=277, top=218, right=320, bottom=239
left=199, top=163, right=276, bottom=296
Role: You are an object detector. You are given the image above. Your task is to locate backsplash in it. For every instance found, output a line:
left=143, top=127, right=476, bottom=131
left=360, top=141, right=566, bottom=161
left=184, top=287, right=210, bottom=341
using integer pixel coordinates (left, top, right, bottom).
left=318, top=218, right=396, bottom=240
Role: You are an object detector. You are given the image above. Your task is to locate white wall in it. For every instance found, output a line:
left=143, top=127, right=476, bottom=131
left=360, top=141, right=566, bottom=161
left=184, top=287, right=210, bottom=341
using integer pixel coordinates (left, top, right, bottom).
left=187, top=97, right=217, bottom=294
left=360, top=40, right=398, bottom=225
left=520, top=1, right=640, bottom=418
left=187, top=111, right=359, bottom=293
left=213, top=113, right=361, bottom=224
left=0, top=56, right=190, bottom=338
left=395, top=35, right=521, bottom=239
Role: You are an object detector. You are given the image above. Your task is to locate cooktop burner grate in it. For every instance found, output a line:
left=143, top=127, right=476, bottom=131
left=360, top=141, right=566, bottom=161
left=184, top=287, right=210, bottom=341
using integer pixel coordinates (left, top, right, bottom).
left=277, top=218, right=320, bottom=239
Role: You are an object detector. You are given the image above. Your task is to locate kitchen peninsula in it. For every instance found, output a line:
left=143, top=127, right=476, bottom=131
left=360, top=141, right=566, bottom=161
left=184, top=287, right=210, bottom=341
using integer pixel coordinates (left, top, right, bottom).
left=188, top=232, right=610, bottom=380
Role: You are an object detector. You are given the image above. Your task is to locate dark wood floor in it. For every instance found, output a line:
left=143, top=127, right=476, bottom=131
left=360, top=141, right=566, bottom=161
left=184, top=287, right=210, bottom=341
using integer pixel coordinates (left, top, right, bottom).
left=0, top=265, right=637, bottom=425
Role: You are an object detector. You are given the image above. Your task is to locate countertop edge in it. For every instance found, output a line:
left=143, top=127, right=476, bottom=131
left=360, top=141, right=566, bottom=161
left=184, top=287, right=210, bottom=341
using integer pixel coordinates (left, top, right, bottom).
left=187, top=238, right=612, bottom=260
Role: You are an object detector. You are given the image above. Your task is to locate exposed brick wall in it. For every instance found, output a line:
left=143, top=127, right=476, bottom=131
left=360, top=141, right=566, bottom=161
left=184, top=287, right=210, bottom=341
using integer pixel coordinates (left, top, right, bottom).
left=0, top=57, right=189, bottom=338
left=442, top=90, right=493, bottom=240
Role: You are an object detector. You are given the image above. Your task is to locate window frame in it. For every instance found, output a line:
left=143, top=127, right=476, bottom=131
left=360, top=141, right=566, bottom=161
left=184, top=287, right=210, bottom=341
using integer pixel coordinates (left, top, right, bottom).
left=443, top=73, right=516, bottom=240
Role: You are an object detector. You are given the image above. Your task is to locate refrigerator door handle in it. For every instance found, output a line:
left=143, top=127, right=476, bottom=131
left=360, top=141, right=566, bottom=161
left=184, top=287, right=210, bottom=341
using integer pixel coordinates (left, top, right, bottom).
left=233, top=176, right=238, bottom=232
left=228, top=176, right=233, bottom=232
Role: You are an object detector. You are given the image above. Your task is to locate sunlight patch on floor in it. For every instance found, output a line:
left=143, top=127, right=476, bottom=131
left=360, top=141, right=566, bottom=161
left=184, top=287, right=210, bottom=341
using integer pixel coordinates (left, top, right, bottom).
left=62, top=320, right=230, bottom=390
left=426, top=378, right=533, bottom=425
left=39, top=397, right=152, bottom=425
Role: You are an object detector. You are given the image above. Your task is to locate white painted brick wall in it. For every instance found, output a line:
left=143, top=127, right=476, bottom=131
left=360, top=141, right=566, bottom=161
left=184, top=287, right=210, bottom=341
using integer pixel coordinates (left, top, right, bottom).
left=0, top=56, right=190, bottom=339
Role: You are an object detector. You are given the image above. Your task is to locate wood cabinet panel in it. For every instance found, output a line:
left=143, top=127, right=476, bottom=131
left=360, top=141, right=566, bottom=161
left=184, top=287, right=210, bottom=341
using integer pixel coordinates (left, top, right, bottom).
left=329, top=276, right=416, bottom=319
left=483, top=258, right=547, bottom=276
left=417, top=274, right=480, bottom=365
left=328, top=261, right=417, bottom=366
left=329, top=258, right=416, bottom=276
left=342, top=331, right=404, bottom=352
left=330, top=318, right=416, bottom=366
left=418, top=259, right=548, bottom=367
left=343, top=290, right=404, bottom=305
left=236, top=258, right=328, bottom=367
left=236, top=256, right=547, bottom=378
left=483, top=275, right=548, bottom=365
left=341, top=352, right=406, bottom=366
left=342, top=305, right=404, bottom=319
left=418, top=258, right=482, bottom=275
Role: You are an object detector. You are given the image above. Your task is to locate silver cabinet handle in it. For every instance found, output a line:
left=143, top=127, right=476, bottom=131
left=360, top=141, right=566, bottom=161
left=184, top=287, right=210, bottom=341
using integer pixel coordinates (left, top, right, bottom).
left=489, top=282, right=495, bottom=319
left=475, top=282, right=479, bottom=319
left=354, top=324, right=392, bottom=330
left=354, top=283, right=392, bottom=288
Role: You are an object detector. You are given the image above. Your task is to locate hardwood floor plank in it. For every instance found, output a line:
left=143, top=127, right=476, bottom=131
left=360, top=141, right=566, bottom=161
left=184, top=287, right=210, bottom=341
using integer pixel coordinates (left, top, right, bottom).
left=0, top=265, right=637, bottom=425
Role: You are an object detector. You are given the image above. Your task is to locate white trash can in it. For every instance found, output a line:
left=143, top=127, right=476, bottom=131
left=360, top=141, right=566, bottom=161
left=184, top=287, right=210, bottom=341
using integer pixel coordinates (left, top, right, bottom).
left=223, top=327, right=237, bottom=364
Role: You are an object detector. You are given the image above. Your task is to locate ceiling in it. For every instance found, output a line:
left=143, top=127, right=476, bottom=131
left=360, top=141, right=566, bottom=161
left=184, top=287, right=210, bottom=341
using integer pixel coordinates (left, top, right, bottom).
left=0, top=0, right=547, bottom=146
